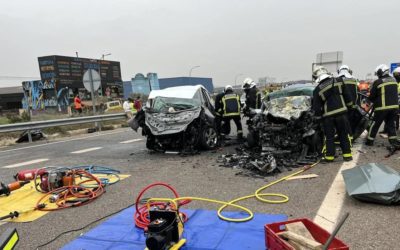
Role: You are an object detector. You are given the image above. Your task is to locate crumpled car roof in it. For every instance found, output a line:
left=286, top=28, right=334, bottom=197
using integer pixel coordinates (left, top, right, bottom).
left=148, top=85, right=204, bottom=99
left=265, top=96, right=311, bottom=120
left=268, top=84, right=315, bottom=100
left=342, top=163, right=400, bottom=205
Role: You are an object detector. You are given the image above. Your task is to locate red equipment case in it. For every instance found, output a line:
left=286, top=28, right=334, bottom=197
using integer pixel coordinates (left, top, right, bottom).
left=265, top=218, right=349, bottom=250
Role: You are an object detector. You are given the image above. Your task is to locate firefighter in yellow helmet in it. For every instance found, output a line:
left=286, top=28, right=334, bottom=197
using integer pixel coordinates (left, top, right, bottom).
left=221, top=85, right=243, bottom=140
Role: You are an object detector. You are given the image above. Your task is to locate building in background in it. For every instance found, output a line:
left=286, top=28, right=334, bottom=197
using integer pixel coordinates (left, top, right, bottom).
left=0, top=86, right=24, bottom=112
left=123, top=75, right=214, bottom=98
left=159, top=77, right=214, bottom=92
left=38, top=55, right=123, bottom=99
left=123, top=73, right=160, bottom=98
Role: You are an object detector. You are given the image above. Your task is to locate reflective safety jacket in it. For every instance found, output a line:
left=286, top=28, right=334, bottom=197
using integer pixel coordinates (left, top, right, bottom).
left=312, top=77, right=351, bottom=118
left=222, top=93, right=241, bottom=117
left=339, top=77, right=358, bottom=108
left=369, top=76, right=399, bottom=111
left=246, top=87, right=262, bottom=109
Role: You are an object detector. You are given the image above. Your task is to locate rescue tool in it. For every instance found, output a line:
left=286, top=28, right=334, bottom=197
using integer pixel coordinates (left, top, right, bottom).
left=0, top=181, right=30, bottom=196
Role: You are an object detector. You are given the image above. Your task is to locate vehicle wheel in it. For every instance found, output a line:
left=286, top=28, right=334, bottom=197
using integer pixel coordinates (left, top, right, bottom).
left=146, top=135, right=155, bottom=150
left=247, top=130, right=258, bottom=148
left=201, top=127, right=218, bottom=149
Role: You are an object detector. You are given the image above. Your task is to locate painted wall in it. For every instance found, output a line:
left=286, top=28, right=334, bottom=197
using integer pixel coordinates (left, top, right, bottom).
left=22, top=80, right=70, bottom=112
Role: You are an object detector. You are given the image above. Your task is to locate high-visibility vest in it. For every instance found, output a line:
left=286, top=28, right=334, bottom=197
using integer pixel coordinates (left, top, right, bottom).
left=222, top=93, right=241, bottom=117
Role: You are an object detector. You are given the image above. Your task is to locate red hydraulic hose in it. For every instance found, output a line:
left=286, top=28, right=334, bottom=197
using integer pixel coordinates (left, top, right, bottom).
left=134, top=182, right=190, bottom=229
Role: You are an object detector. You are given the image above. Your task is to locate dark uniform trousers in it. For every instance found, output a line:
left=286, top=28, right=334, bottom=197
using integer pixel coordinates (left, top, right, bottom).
left=323, top=114, right=352, bottom=160
left=368, top=109, right=399, bottom=143
left=223, top=116, right=242, bottom=136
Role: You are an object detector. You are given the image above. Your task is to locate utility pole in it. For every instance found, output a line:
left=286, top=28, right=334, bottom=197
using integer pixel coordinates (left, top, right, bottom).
left=189, top=65, right=200, bottom=85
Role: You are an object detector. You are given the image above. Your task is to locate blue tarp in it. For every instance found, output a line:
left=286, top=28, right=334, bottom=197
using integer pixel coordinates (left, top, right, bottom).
left=62, top=207, right=286, bottom=250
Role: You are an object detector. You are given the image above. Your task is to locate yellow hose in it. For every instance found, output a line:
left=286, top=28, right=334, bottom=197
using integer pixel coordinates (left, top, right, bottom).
left=148, top=160, right=319, bottom=223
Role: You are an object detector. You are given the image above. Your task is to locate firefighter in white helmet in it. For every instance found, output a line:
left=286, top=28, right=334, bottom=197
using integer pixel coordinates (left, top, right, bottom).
left=392, top=67, right=400, bottom=130
left=312, top=66, right=353, bottom=162
left=366, top=64, right=399, bottom=146
left=242, top=78, right=262, bottom=115
left=337, top=65, right=359, bottom=139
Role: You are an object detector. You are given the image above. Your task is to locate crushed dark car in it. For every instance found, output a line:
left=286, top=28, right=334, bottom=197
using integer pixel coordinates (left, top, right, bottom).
left=131, top=85, right=218, bottom=153
left=243, top=83, right=370, bottom=169
left=246, top=84, right=322, bottom=167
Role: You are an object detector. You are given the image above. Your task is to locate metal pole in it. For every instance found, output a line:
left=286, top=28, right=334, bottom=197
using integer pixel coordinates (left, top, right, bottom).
left=88, top=69, right=99, bottom=130
left=189, top=66, right=200, bottom=86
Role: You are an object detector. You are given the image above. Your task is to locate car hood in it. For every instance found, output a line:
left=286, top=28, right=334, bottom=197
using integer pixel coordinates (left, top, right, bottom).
left=145, top=107, right=201, bottom=135
left=264, top=96, right=311, bottom=120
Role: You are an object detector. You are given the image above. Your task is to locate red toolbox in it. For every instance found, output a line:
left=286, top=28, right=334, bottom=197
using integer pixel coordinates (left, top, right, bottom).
left=265, top=218, right=349, bottom=250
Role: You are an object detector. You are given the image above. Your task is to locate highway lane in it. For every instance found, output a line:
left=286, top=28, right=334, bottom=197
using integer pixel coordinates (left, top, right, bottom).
left=0, top=128, right=399, bottom=249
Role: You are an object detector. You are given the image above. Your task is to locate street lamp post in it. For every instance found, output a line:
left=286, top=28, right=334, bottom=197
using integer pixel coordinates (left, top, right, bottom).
left=189, top=65, right=200, bottom=85
left=234, top=73, right=243, bottom=89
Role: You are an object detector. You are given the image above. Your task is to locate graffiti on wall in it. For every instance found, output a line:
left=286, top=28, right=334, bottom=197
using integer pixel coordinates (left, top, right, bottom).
left=22, top=80, right=70, bottom=111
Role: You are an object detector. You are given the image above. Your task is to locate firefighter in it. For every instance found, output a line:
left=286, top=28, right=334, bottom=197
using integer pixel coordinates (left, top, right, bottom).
left=337, top=65, right=359, bottom=138
left=366, top=64, right=399, bottom=146
left=214, top=90, right=228, bottom=139
left=242, top=78, right=262, bottom=114
left=221, top=85, right=243, bottom=140
left=312, top=66, right=353, bottom=162
left=392, top=67, right=400, bottom=130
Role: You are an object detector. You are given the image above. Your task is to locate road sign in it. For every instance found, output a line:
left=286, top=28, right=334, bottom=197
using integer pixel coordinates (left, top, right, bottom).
left=83, top=69, right=101, bottom=92
left=390, top=63, right=400, bottom=73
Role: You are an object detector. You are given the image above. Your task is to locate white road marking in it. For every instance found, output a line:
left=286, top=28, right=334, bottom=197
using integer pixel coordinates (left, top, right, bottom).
left=0, top=129, right=130, bottom=155
left=313, top=143, right=362, bottom=232
left=71, top=147, right=102, bottom=154
left=119, top=139, right=143, bottom=144
left=1, top=158, right=49, bottom=169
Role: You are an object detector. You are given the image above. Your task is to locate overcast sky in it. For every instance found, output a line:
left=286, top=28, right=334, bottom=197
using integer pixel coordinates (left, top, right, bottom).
left=1, top=0, right=399, bottom=87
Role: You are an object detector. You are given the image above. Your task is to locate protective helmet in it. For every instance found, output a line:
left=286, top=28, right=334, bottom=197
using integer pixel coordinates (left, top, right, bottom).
left=337, top=65, right=353, bottom=78
left=224, top=85, right=233, bottom=92
left=242, top=78, right=254, bottom=89
left=312, top=66, right=329, bottom=80
left=375, top=64, right=389, bottom=77
left=392, top=67, right=400, bottom=76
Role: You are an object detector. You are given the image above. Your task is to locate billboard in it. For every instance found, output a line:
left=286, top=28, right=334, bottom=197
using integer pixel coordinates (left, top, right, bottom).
left=38, top=55, right=122, bottom=95
left=315, top=51, right=343, bottom=74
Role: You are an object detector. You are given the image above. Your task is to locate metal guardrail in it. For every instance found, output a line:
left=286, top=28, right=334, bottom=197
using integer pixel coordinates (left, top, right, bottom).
left=0, top=113, right=127, bottom=142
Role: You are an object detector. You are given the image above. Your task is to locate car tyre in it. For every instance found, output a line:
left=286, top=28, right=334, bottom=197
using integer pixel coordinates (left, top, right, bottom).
left=201, top=127, right=218, bottom=149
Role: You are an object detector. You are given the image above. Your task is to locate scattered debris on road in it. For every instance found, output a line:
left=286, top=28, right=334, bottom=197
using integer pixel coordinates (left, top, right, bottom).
left=16, top=130, right=46, bottom=143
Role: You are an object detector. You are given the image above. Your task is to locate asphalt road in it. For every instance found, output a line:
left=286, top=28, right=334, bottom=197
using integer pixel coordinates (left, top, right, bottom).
left=0, top=127, right=399, bottom=249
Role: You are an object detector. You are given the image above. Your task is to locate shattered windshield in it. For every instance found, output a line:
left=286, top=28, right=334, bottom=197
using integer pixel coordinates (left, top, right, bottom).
left=152, top=97, right=201, bottom=112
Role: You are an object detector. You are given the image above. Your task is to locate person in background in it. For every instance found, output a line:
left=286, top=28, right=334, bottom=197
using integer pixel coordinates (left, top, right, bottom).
left=134, top=95, right=142, bottom=112
left=366, top=64, right=399, bottom=146
left=74, top=93, right=83, bottom=114
left=123, top=98, right=133, bottom=118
